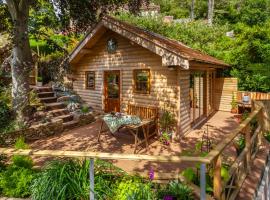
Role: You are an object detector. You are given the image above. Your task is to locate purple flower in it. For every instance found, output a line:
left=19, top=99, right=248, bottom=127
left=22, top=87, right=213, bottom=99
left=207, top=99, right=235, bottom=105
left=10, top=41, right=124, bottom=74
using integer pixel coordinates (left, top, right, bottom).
left=163, top=195, right=174, bottom=200
left=149, top=167, right=154, bottom=181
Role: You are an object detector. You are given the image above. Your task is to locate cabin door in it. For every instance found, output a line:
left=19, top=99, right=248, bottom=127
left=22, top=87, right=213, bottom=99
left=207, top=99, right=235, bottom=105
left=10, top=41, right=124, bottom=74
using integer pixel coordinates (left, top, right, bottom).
left=104, top=70, right=120, bottom=113
left=190, top=71, right=207, bottom=126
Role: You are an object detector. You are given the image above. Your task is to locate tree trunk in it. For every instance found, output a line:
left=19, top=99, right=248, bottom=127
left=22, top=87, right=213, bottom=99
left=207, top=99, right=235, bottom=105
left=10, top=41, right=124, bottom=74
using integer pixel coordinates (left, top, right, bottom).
left=207, top=0, right=215, bottom=25
left=190, top=0, right=196, bottom=20
left=6, top=0, right=33, bottom=123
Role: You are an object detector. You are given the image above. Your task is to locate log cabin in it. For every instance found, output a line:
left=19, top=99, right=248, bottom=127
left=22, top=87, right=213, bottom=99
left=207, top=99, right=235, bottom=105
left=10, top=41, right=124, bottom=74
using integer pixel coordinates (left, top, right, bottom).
left=69, top=16, right=233, bottom=136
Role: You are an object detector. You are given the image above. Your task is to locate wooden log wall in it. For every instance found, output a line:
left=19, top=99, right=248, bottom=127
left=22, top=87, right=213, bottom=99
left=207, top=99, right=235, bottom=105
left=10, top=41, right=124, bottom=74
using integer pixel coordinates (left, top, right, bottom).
left=178, top=69, right=191, bottom=135
left=213, top=78, right=238, bottom=112
left=72, top=30, right=179, bottom=118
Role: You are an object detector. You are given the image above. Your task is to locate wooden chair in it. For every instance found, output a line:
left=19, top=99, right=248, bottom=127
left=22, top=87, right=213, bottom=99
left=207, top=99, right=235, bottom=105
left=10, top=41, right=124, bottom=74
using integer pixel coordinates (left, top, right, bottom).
left=125, top=103, right=159, bottom=153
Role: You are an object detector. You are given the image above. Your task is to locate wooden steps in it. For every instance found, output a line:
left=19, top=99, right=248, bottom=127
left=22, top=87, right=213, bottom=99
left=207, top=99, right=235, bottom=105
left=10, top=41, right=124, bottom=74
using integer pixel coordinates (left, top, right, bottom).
left=38, top=92, right=55, bottom=98
left=40, top=97, right=57, bottom=103
left=55, top=114, right=74, bottom=123
left=34, top=86, right=78, bottom=130
left=48, top=108, right=69, bottom=117
left=63, top=120, right=79, bottom=129
left=45, top=102, right=66, bottom=111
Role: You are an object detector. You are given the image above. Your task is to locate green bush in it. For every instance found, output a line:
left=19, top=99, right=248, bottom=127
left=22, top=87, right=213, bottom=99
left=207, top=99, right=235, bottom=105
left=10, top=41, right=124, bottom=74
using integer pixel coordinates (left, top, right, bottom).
left=0, top=138, right=34, bottom=197
left=234, top=135, right=246, bottom=155
left=0, top=163, right=34, bottom=197
left=0, top=100, right=11, bottom=130
left=31, top=159, right=89, bottom=200
left=157, top=180, right=194, bottom=200
left=81, top=105, right=90, bottom=114
left=114, top=178, right=155, bottom=200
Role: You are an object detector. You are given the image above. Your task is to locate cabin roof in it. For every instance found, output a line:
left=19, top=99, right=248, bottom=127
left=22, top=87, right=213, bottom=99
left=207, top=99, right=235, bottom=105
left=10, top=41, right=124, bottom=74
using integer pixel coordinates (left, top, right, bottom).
left=69, top=16, right=229, bottom=68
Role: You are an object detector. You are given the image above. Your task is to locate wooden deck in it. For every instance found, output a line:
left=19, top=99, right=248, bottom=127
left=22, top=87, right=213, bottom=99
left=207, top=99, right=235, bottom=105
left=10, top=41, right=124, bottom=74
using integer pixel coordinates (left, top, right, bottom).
left=30, top=111, right=239, bottom=176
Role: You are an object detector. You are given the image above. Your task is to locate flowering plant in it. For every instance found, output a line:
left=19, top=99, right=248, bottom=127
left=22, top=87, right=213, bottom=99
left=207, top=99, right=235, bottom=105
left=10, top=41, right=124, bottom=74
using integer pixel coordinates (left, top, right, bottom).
left=159, top=131, right=172, bottom=145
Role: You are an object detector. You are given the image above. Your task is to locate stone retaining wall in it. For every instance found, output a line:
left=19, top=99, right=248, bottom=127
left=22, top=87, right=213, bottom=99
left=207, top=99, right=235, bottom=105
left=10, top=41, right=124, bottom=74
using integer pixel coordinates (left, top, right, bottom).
left=0, top=113, right=95, bottom=146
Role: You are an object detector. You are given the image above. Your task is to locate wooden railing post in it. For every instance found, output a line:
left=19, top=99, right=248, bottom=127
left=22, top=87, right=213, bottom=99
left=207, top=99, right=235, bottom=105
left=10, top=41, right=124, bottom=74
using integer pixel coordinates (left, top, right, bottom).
left=200, top=163, right=206, bottom=200
left=89, top=159, right=95, bottom=200
left=213, top=155, right=222, bottom=200
left=245, top=126, right=251, bottom=172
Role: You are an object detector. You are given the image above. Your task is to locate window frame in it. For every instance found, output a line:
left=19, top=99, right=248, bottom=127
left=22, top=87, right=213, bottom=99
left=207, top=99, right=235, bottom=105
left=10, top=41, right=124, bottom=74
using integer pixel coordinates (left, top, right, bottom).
left=133, top=69, right=151, bottom=94
left=85, top=71, right=95, bottom=90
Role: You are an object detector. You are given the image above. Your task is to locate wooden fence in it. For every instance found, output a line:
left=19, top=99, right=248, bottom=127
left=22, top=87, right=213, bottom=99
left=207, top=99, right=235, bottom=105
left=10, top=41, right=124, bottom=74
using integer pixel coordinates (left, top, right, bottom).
left=0, top=106, right=266, bottom=200
left=237, top=91, right=270, bottom=101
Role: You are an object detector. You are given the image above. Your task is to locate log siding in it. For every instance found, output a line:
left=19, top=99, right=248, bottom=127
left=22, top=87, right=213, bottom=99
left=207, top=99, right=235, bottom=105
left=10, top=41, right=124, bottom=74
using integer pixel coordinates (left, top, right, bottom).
left=72, top=30, right=179, bottom=118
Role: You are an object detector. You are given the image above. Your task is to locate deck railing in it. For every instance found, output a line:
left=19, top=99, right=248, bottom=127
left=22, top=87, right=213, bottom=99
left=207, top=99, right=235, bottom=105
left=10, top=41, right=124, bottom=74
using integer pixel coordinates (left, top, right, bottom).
left=237, top=91, right=270, bottom=101
left=0, top=107, right=266, bottom=200
left=206, top=107, right=264, bottom=200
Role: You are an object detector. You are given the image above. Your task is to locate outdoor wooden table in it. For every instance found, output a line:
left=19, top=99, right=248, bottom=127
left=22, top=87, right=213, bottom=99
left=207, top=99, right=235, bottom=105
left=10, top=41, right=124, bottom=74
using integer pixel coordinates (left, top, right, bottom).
left=237, top=101, right=252, bottom=113
left=97, top=115, right=153, bottom=153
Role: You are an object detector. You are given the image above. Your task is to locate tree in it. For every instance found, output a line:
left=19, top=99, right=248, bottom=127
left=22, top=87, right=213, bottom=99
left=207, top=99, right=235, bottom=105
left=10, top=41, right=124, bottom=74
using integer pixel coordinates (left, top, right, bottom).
left=208, top=0, right=214, bottom=25
left=190, top=0, right=196, bottom=20
left=6, top=0, right=34, bottom=123
left=1, top=0, right=146, bottom=123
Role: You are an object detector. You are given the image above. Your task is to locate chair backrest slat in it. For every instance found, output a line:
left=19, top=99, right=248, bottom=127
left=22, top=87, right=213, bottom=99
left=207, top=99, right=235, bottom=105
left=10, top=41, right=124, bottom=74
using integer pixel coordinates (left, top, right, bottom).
left=126, top=103, right=158, bottom=120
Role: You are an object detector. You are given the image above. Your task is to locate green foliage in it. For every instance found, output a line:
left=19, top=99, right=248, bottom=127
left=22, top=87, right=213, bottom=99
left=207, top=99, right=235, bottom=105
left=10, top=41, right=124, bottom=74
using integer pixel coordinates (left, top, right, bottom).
left=231, top=93, right=237, bottom=109
left=157, top=180, right=194, bottom=200
left=0, top=100, right=11, bottom=131
left=81, top=105, right=90, bottom=114
left=31, top=159, right=89, bottom=200
left=37, top=76, right=43, bottom=82
left=264, top=131, right=270, bottom=143
left=234, top=134, right=246, bottom=155
left=114, top=178, right=155, bottom=200
left=221, top=165, right=230, bottom=182
left=159, top=110, right=176, bottom=131
left=0, top=138, right=35, bottom=198
left=0, top=165, right=34, bottom=197
left=116, top=13, right=270, bottom=92
left=241, top=111, right=250, bottom=121
left=181, top=168, right=197, bottom=183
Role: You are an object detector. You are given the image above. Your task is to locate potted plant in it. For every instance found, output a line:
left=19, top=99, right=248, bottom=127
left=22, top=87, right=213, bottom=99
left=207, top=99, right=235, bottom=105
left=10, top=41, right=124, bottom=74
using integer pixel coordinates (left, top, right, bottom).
left=37, top=77, right=43, bottom=87
left=159, top=110, right=175, bottom=144
left=231, top=93, right=238, bottom=113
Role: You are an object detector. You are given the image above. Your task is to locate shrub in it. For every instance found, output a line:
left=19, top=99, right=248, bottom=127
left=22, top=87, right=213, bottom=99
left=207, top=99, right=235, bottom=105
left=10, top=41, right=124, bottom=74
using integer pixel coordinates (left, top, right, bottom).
left=0, top=165, right=34, bottom=197
left=157, top=180, right=194, bottom=200
left=81, top=105, right=90, bottom=114
left=0, top=137, right=35, bottom=197
left=37, top=77, right=43, bottom=82
left=234, top=134, right=246, bottom=155
left=0, top=100, right=11, bottom=130
left=114, top=178, right=155, bottom=200
left=31, top=159, right=89, bottom=200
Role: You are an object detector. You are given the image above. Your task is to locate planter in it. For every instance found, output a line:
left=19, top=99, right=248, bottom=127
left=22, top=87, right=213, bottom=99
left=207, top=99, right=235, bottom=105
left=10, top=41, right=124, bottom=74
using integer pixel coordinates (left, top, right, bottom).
left=231, top=108, right=238, bottom=114
left=37, top=81, right=43, bottom=87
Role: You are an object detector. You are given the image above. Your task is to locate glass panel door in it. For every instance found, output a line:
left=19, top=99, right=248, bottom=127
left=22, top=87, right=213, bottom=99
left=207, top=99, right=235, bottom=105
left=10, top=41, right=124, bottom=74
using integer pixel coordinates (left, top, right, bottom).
left=190, top=71, right=206, bottom=126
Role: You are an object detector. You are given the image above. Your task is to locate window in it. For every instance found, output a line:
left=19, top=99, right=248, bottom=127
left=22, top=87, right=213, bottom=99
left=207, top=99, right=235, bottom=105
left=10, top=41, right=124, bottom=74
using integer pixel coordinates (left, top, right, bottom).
left=133, top=69, right=150, bottom=94
left=85, top=71, right=95, bottom=89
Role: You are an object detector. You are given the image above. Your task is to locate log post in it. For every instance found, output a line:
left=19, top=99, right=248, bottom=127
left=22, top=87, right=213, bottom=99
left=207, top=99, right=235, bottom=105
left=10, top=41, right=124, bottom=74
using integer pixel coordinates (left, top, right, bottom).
left=89, top=159, right=95, bottom=200
left=213, top=155, right=222, bottom=200
left=200, top=163, right=206, bottom=200
left=245, top=126, right=251, bottom=172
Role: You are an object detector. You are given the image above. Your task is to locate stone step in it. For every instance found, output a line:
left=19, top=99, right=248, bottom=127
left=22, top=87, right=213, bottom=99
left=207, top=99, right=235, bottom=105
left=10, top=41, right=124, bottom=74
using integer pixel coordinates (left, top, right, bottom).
left=38, top=92, right=55, bottom=98
left=45, top=102, right=66, bottom=111
left=55, top=114, right=74, bottom=123
left=34, top=86, right=53, bottom=93
left=63, top=120, right=78, bottom=129
left=40, top=97, right=57, bottom=104
left=48, top=108, right=69, bottom=117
